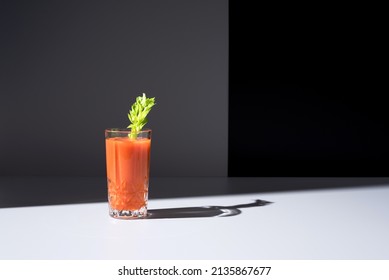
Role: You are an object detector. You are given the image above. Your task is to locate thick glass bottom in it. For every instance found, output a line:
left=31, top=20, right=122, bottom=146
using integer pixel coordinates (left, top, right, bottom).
left=109, top=206, right=147, bottom=219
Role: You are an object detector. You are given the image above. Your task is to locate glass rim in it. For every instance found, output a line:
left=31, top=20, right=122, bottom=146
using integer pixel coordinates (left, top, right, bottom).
left=105, top=128, right=151, bottom=133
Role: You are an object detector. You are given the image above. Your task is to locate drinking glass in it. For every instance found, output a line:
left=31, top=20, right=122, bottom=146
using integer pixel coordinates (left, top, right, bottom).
left=105, top=128, right=152, bottom=219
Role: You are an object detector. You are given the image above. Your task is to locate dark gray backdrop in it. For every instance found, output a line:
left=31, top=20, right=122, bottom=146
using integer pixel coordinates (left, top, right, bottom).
left=0, top=0, right=228, bottom=177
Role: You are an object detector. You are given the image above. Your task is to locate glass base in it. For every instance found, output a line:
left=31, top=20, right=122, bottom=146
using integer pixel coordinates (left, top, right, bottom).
left=109, top=206, right=147, bottom=219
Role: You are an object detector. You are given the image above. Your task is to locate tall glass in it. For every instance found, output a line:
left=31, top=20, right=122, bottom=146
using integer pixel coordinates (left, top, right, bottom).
left=105, top=128, right=152, bottom=219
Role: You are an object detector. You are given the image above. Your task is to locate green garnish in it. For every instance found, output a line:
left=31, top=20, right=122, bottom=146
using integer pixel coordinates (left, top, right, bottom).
left=127, top=93, right=156, bottom=139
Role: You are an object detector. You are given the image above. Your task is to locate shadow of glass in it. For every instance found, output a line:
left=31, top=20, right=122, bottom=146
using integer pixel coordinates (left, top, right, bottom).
left=147, top=199, right=272, bottom=219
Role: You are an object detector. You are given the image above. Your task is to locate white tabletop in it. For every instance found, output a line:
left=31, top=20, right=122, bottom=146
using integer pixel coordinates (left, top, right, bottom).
left=1, top=184, right=388, bottom=260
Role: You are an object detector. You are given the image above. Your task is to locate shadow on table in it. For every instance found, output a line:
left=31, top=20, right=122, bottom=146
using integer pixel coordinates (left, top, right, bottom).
left=147, top=199, right=272, bottom=219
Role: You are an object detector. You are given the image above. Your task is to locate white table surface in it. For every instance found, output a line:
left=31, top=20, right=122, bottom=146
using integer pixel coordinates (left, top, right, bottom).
left=1, top=184, right=389, bottom=260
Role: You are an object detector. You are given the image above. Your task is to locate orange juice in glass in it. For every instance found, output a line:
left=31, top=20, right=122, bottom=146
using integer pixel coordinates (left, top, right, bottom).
left=105, top=128, right=152, bottom=219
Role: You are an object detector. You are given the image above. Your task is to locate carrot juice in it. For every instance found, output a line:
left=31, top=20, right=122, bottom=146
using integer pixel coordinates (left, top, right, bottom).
left=105, top=129, right=151, bottom=219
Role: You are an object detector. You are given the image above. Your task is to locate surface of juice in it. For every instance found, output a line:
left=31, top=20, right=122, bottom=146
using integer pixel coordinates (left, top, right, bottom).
left=105, top=137, right=151, bottom=211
